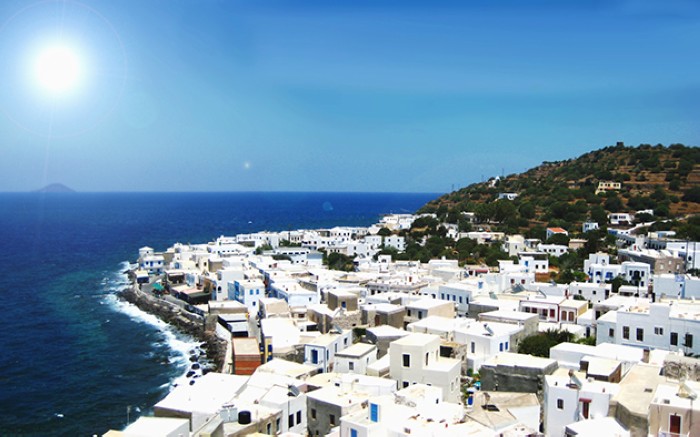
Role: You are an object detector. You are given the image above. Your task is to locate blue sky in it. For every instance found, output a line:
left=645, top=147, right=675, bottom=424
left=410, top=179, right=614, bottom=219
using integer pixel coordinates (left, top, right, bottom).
left=0, top=0, right=698, bottom=192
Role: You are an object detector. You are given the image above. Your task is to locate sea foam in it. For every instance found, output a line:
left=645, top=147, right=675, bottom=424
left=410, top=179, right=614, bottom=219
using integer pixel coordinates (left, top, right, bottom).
left=103, top=263, right=200, bottom=388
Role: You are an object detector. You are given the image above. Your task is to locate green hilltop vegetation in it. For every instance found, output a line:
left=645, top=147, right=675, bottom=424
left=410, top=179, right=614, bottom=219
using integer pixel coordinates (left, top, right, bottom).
left=419, top=143, right=700, bottom=239
left=320, top=143, right=700, bottom=276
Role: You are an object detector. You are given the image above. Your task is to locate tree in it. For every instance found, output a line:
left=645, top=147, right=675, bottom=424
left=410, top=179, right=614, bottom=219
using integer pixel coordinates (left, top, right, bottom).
left=546, top=233, right=570, bottom=246
left=519, top=202, right=536, bottom=219
left=377, top=227, right=392, bottom=237
left=517, top=329, right=575, bottom=358
left=458, top=218, right=473, bottom=232
left=590, top=205, right=608, bottom=225
left=604, top=195, right=623, bottom=212
left=683, top=187, right=700, bottom=203
left=326, top=252, right=355, bottom=271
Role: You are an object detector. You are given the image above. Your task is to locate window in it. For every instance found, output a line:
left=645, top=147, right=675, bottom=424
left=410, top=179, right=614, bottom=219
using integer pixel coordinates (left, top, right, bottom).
left=686, top=333, right=694, bottom=348
left=403, top=353, right=410, bottom=367
left=671, top=332, right=679, bottom=346
left=351, top=429, right=358, bottom=437
left=267, top=423, right=272, bottom=434
left=311, top=409, right=317, bottom=420
left=471, top=342, right=475, bottom=353
left=557, top=399, right=564, bottom=409
left=370, top=403, right=378, bottom=422
left=276, top=418, right=280, bottom=431
left=349, top=362, right=354, bottom=371
left=403, top=381, right=409, bottom=388
left=549, top=309, right=555, bottom=318
left=296, top=411, right=301, bottom=425
left=329, top=414, right=336, bottom=426
left=407, top=309, right=412, bottom=317
left=654, top=327, right=664, bottom=335
left=623, top=326, right=630, bottom=340
left=288, top=414, right=294, bottom=428
left=505, top=341, right=509, bottom=350
left=499, top=343, right=504, bottom=352
left=637, top=328, right=644, bottom=342
left=425, top=353, right=429, bottom=366
left=609, top=328, right=614, bottom=337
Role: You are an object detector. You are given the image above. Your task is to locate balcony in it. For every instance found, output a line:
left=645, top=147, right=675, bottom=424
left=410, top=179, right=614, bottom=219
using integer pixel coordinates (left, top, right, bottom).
left=658, top=432, right=689, bottom=437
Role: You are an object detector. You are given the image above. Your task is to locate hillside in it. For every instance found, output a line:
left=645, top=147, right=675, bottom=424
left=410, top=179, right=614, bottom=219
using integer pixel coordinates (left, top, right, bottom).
left=420, top=143, right=700, bottom=237
left=34, top=183, right=75, bottom=193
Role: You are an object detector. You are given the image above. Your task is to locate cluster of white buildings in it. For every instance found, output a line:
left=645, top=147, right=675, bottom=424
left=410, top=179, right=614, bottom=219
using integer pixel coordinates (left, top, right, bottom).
left=119, top=211, right=700, bottom=437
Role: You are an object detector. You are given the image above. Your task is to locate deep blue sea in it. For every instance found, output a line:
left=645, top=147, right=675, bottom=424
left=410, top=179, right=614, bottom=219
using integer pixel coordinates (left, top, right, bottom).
left=0, top=192, right=436, bottom=436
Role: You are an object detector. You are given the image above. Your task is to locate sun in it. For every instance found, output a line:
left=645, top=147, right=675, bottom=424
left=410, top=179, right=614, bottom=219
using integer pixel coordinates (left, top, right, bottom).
left=33, top=44, right=83, bottom=95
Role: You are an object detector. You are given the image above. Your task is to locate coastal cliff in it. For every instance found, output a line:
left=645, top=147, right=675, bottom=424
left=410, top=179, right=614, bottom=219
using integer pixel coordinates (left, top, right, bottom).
left=118, top=285, right=227, bottom=373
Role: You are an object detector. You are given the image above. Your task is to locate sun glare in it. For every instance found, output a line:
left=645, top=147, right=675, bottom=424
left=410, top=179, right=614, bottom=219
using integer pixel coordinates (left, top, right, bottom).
left=33, top=44, right=83, bottom=95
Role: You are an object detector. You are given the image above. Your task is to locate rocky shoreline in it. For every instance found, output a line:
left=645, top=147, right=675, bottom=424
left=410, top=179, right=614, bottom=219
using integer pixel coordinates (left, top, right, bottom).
left=118, top=284, right=227, bottom=373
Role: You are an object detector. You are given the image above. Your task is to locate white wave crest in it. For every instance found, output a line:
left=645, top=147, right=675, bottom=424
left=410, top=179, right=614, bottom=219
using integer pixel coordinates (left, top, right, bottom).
left=103, top=263, right=201, bottom=389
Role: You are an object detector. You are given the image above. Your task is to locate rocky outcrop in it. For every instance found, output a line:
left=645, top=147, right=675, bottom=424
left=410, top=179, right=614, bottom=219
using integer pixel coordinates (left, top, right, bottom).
left=118, top=285, right=227, bottom=372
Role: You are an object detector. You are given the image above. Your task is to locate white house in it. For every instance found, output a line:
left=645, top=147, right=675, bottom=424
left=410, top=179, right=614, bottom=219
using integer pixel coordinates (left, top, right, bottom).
left=537, top=243, right=568, bottom=257
left=454, top=321, right=522, bottom=372
left=271, top=282, right=319, bottom=307
left=383, top=235, right=406, bottom=252
left=303, top=331, right=354, bottom=373
left=228, top=279, right=265, bottom=313
left=140, top=253, right=165, bottom=275
left=389, top=333, right=462, bottom=403
left=518, top=252, right=549, bottom=274
left=544, top=370, right=619, bottom=437
left=654, top=273, right=700, bottom=299
left=582, top=221, right=599, bottom=233
left=498, top=192, right=519, bottom=200
left=437, top=282, right=475, bottom=316
left=334, top=343, right=378, bottom=375
left=596, top=301, right=700, bottom=356
left=568, top=282, right=611, bottom=304
left=502, top=234, right=526, bottom=257
left=648, top=380, right=700, bottom=437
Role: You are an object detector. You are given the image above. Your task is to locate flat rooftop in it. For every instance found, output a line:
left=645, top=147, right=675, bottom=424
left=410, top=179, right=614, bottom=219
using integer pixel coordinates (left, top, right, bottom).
left=367, top=325, right=409, bottom=338
left=478, top=310, right=537, bottom=322
left=154, top=373, right=248, bottom=414
left=391, top=332, right=438, bottom=347
left=483, top=352, right=557, bottom=369
left=407, top=298, right=451, bottom=310
left=335, top=342, right=376, bottom=358
left=232, top=338, right=260, bottom=355
left=610, top=363, right=663, bottom=418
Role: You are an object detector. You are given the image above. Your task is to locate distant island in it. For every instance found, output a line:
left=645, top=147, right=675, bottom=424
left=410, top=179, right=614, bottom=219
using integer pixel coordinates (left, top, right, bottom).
left=34, top=183, right=76, bottom=193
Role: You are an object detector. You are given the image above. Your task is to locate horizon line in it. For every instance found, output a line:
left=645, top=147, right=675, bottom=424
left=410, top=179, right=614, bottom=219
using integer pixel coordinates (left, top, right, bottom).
left=1, top=189, right=447, bottom=195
